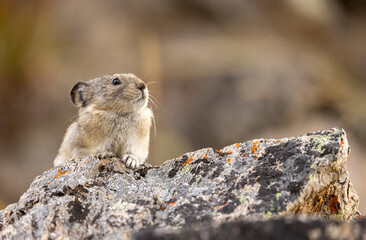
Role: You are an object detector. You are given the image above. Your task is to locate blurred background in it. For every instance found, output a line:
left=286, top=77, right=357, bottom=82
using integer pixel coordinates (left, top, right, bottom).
left=0, top=0, right=366, bottom=212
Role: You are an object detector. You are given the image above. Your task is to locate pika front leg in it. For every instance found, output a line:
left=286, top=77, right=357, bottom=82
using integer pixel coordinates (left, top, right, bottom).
left=122, top=154, right=140, bottom=169
left=97, top=152, right=116, bottom=159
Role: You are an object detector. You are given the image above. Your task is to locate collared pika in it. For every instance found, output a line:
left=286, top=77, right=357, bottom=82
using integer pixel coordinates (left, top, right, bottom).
left=54, top=73, right=153, bottom=169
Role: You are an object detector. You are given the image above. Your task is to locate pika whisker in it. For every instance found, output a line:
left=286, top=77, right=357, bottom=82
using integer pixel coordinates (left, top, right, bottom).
left=146, top=81, right=160, bottom=86
left=148, top=96, right=158, bottom=109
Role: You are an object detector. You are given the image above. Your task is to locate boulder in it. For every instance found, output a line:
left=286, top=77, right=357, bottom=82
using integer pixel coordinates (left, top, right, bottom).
left=0, top=128, right=359, bottom=239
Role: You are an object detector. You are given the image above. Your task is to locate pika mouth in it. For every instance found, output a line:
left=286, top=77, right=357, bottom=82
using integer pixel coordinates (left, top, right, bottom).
left=136, top=89, right=148, bottom=103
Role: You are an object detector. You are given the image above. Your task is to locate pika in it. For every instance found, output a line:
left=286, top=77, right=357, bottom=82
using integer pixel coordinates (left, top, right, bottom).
left=54, top=73, right=153, bottom=169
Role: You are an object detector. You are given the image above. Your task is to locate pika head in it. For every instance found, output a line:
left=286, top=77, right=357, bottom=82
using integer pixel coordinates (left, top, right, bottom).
left=70, top=73, right=148, bottom=113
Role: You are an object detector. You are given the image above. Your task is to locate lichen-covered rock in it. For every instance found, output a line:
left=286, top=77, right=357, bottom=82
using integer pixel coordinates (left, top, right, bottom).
left=0, top=128, right=359, bottom=239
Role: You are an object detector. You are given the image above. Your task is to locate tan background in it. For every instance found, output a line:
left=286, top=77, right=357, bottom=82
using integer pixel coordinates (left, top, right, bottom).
left=1, top=1, right=366, bottom=213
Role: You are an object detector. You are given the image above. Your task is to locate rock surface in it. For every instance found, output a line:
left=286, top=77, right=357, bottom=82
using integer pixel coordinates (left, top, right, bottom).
left=0, top=128, right=360, bottom=239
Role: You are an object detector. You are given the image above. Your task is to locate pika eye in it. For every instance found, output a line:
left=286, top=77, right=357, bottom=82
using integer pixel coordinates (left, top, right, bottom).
left=112, top=78, right=121, bottom=85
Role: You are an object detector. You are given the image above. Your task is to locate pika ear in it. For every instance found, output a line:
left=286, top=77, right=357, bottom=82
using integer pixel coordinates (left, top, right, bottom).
left=70, top=82, right=90, bottom=107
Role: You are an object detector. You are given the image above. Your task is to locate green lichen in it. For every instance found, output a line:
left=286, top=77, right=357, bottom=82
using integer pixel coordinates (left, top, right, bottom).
left=275, top=192, right=281, bottom=200
left=181, top=164, right=191, bottom=174
left=310, top=135, right=333, bottom=153
left=310, top=164, right=317, bottom=169
left=237, top=193, right=245, bottom=203
left=112, top=200, right=128, bottom=211
left=332, top=213, right=344, bottom=221
left=262, top=211, right=272, bottom=219
left=309, top=174, right=315, bottom=181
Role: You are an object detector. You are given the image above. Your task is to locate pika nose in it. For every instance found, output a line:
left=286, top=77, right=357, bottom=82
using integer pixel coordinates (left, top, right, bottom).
left=137, top=82, right=146, bottom=91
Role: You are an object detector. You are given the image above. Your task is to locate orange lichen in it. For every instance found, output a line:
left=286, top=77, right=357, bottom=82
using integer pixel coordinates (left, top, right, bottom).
left=54, top=169, right=68, bottom=179
left=216, top=202, right=228, bottom=210
left=340, top=140, right=344, bottom=148
left=203, top=153, right=209, bottom=159
left=254, top=156, right=258, bottom=160
left=216, top=150, right=222, bottom=154
left=235, top=143, right=240, bottom=148
left=328, top=194, right=340, bottom=214
left=227, top=151, right=232, bottom=154
left=170, top=197, right=177, bottom=205
left=183, top=156, right=193, bottom=166
left=169, top=197, right=177, bottom=207
left=276, top=140, right=281, bottom=142
left=48, top=169, right=68, bottom=184
left=251, top=141, right=259, bottom=154
left=227, top=158, right=231, bottom=162
left=163, top=197, right=177, bottom=208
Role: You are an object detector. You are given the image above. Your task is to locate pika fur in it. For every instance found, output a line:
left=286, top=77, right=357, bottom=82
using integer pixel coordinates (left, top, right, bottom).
left=54, top=73, right=153, bottom=169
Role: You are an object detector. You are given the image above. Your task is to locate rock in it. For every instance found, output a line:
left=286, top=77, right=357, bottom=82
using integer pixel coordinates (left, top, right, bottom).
left=134, top=215, right=366, bottom=240
left=0, top=128, right=359, bottom=239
